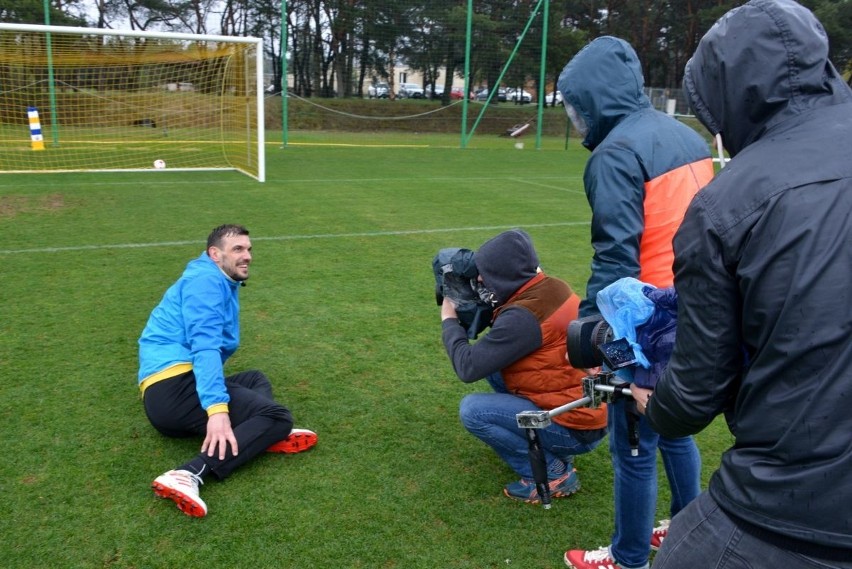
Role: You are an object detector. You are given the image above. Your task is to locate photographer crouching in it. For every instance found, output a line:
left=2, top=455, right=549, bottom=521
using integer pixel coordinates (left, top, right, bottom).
left=437, top=229, right=607, bottom=504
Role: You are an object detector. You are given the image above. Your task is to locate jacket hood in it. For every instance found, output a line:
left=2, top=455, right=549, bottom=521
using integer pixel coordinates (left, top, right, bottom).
left=684, top=0, right=852, bottom=157
left=185, top=251, right=239, bottom=288
left=557, top=36, right=651, bottom=150
left=474, top=229, right=539, bottom=306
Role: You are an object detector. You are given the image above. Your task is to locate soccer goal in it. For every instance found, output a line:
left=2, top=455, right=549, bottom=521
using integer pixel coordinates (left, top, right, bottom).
left=0, top=23, right=265, bottom=181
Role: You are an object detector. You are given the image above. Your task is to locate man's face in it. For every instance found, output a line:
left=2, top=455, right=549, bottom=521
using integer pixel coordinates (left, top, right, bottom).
left=209, top=233, right=252, bottom=281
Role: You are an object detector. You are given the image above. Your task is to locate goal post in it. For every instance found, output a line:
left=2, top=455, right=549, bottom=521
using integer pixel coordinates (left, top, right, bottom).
left=0, top=23, right=265, bottom=182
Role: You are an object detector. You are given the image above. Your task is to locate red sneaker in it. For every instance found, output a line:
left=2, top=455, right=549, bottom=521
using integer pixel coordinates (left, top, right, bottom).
left=650, top=519, right=670, bottom=550
left=266, top=428, right=318, bottom=454
left=564, top=546, right=619, bottom=569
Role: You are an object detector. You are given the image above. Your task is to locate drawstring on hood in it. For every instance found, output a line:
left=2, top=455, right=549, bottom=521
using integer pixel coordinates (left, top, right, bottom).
left=473, top=229, right=539, bottom=307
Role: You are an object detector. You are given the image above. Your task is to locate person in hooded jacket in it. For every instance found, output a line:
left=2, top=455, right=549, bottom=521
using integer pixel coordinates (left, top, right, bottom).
left=440, top=229, right=607, bottom=504
left=635, top=1, right=852, bottom=566
left=557, top=37, right=715, bottom=569
left=138, top=224, right=317, bottom=518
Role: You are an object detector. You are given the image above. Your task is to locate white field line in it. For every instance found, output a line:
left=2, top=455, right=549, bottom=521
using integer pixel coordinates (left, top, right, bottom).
left=0, top=222, right=589, bottom=255
left=506, top=177, right=585, bottom=194
left=0, top=175, right=582, bottom=189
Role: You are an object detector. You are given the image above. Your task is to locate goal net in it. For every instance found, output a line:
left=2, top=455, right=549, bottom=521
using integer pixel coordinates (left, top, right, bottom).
left=0, top=23, right=265, bottom=181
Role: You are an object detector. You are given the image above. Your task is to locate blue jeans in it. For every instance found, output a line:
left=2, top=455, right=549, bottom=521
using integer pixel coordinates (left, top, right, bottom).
left=458, top=373, right=606, bottom=480
left=654, top=492, right=852, bottom=569
left=608, top=398, right=701, bottom=569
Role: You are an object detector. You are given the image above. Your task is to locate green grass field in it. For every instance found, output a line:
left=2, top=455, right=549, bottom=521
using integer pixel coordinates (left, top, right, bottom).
left=0, top=132, right=730, bottom=568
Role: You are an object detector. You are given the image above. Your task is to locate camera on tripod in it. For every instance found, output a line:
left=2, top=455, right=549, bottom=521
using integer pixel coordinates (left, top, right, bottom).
left=567, top=280, right=679, bottom=389
left=566, top=314, right=639, bottom=371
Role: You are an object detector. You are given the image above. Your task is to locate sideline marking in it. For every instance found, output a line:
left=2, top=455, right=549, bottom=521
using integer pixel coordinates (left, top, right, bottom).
left=0, top=174, right=582, bottom=189
left=507, top=177, right=585, bottom=194
left=0, top=222, right=589, bottom=255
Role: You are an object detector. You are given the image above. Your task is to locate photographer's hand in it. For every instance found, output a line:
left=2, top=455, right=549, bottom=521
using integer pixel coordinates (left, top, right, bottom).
left=441, top=297, right=458, bottom=321
left=630, top=384, right=653, bottom=415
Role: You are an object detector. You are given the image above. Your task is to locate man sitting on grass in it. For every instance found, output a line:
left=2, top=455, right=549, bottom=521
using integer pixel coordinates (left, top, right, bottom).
left=138, top=224, right=317, bottom=517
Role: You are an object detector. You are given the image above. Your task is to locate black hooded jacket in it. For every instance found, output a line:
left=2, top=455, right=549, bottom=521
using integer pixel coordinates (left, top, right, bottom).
left=646, top=0, right=852, bottom=552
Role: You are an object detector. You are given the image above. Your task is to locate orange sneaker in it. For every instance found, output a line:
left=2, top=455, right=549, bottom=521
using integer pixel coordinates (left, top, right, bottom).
left=267, top=428, right=318, bottom=454
left=504, top=469, right=580, bottom=504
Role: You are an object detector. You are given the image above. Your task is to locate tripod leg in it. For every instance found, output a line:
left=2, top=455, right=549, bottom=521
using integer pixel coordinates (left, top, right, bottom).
left=524, top=427, right=551, bottom=508
left=625, top=400, right=641, bottom=456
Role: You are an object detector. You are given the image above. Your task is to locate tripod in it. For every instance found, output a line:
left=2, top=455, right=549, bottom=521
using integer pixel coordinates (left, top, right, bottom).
left=515, top=372, right=639, bottom=508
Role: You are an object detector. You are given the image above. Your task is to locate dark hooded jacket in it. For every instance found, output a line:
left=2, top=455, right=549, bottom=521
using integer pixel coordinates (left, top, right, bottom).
left=557, top=37, right=715, bottom=317
left=646, top=0, right=852, bottom=553
left=441, top=230, right=606, bottom=431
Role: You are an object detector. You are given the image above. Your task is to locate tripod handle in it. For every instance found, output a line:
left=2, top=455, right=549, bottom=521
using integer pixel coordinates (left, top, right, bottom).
left=594, top=384, right=633, bottom=397
left=546, top=396, right=592, bottom=419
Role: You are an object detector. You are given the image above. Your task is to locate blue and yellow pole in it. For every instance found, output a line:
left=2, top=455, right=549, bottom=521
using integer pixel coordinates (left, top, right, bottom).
left=27, top=107, right=45, bottom=150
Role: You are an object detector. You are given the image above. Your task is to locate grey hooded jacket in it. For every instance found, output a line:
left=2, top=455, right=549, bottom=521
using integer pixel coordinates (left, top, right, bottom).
left=646, top=0, right=852, bottom=552
left=441, top=229, right=543, bottom=381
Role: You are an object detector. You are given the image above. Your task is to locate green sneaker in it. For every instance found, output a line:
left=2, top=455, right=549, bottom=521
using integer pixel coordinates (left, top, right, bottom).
left=503, top=469, right=580, bottom=504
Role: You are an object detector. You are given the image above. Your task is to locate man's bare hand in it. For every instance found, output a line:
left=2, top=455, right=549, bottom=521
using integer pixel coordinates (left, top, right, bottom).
left=202, top=412, right=238, bottom=460
left=441, top=297, right=458, bottom=321
left=630, top=384, right=654, bottom=415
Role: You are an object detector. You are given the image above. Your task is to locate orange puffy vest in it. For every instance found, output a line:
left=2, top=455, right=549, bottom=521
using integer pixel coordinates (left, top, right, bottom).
left=497, top=273, right=608, bottom=431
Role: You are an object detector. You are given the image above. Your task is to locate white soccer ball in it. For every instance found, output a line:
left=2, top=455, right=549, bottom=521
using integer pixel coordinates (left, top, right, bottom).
left=153, top=159, right=166, bottom=169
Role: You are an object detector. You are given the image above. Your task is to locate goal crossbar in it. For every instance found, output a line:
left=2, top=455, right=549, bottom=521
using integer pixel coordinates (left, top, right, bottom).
left=0, top=23, right=265, bottom=181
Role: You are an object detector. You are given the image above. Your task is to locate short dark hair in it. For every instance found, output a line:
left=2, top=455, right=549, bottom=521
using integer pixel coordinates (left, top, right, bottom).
left=207, top=224, right=249, bottom=250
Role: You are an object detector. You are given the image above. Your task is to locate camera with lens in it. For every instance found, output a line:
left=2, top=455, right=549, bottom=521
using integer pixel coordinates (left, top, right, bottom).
left=566, top=314, right=639, bottom=371
left=567, top=281, right=680, bottom=390
left=433, top=247, right=494, bottom=339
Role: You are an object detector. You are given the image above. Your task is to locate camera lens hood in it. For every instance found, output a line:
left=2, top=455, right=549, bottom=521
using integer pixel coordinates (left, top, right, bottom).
left=566, top=315, right=613, bottom=369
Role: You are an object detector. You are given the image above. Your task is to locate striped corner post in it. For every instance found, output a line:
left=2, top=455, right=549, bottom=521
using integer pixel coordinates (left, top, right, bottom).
left=27, top=106, right=45, bottom=151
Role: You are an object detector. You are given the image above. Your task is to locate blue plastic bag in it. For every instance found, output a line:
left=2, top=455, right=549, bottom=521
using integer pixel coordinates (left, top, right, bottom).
left=633, top=286, right=678, bottom=388
left=596, top=277, right=678, bottom=389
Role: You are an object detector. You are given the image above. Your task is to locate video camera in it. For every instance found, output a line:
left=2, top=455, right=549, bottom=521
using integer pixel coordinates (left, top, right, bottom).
left=432, top=247, right=494, bottom=339
left=563, top=314, right=642, bottom=456
left=566, top=315, right=639, bottom=371
left=567, top=282, right=679, bottom=389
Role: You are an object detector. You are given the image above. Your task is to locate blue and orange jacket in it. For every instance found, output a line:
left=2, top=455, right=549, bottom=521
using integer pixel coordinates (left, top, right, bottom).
left=557, top=36, right=715, bottom=316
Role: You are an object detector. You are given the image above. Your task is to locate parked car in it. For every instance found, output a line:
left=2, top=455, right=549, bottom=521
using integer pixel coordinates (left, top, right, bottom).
left=397, top=83, right=425, bottom=99
left=450, top=87, right=472, bottom=100
left=367, top=82, right=389, bottom=99
left=474, top=87, right=507, bottom=102
left=426, top=85, right=444, bottom=99
left=545, top=91, right=564, bottom=105
left=506, top=88, right=533, bottom=103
